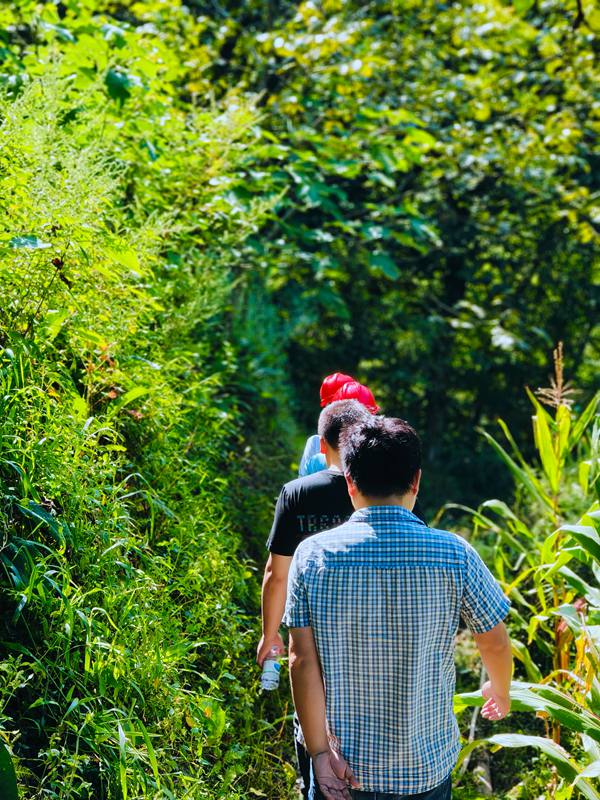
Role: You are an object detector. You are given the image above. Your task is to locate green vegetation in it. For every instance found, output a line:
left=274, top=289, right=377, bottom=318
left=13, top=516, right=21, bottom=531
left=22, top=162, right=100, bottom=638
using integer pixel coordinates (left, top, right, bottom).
left=0, top=1, right=598, bottom=798
left=453, top=350, right=600, bottom=798
left=204, top=0, right=599, bottom=505
left=0, top=6, right=294, bottom=797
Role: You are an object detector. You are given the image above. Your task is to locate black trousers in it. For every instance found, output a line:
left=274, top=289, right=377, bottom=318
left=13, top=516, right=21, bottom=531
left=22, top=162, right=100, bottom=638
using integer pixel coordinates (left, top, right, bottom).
left=350, top=774, right=452, bottom=799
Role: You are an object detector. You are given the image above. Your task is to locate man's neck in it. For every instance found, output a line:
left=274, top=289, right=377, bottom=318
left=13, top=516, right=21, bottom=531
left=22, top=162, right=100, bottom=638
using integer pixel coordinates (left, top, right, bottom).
left=324, top=451, right=343, bottom=470
left=352, top=494, right=415, bottom=511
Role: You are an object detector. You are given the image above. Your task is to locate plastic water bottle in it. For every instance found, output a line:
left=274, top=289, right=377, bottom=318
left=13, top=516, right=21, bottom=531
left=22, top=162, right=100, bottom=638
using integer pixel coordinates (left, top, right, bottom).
left=260, top=647, right=281, bottom=691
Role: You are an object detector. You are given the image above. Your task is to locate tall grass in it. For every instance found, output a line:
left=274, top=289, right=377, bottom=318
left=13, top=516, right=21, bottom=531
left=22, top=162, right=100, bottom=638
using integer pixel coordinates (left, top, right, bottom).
left=0, top=49, right=295, bottom=800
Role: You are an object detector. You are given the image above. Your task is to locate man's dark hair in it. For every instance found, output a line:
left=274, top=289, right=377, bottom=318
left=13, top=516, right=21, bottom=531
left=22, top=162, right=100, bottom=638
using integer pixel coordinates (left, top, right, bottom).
left=317, top=400, right=372, bottom=450
left=340, top=416, right=422, bottom=497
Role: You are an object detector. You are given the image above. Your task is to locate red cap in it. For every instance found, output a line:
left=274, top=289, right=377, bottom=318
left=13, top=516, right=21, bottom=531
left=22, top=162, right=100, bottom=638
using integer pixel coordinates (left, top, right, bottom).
left=330, top=381, right=379, bottom=414
left=319, top=372, right=354, bottom=407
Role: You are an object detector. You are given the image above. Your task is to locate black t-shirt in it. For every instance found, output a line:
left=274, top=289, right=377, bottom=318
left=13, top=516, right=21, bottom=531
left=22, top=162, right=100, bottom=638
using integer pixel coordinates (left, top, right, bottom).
left=266, top=469, right=353, bottom=557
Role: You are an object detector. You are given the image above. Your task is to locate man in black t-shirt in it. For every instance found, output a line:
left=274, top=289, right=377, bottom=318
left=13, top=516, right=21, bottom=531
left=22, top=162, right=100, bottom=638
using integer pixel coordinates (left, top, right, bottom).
left=258, top=400, right=370, bottom=660
left=265, top=467, right=353, bottom=555
left=257, top=400, right=371, bottom=800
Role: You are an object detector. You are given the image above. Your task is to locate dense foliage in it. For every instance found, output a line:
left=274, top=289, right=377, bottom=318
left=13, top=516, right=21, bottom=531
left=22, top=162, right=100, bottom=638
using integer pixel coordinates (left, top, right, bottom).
left=198, top=0, right=600, bottom=504
left=0, top=5, right=295, bottom=798
left=454, top=356, right=600, bottom=799
left=0, top=0, right=598, bottom=798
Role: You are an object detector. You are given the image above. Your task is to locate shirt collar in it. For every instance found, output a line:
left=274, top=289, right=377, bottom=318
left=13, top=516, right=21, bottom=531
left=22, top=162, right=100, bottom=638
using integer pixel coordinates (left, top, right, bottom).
left=349, top=505, right=426, bottom=526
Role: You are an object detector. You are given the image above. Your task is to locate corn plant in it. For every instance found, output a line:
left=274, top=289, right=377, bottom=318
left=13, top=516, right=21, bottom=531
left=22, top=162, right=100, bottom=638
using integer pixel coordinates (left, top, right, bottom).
left=455, top=349, right=600, bottom=798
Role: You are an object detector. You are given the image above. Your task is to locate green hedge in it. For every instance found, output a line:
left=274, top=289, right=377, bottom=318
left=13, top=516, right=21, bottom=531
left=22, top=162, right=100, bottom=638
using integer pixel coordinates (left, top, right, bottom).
left=0, top=8, right=295, bottom=796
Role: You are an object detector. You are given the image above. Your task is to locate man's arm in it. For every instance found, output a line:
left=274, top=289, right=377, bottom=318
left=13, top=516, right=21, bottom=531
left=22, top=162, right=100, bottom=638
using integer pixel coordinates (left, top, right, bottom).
left=288, top=626, right=329, bottom=753
left=288, top=627, right=358, bottom=800
left=461, top=543, right=512, bottom=719
left=257, top=553, right=292, bottom=666
left=473, top=622, right=513, bottom=719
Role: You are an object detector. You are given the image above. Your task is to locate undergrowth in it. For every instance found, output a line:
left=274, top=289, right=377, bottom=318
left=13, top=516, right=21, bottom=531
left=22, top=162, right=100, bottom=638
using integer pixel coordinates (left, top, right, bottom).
left=0, top=46, right=295, bottom=800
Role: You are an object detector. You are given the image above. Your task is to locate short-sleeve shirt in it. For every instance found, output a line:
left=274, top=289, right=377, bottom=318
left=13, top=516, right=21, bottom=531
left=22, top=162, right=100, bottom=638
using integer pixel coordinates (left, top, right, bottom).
left=266, top=469, right=353, bottom=557
left=283, top=505, right=510, bottom=794
left=298, top=434, right=327, bottom=476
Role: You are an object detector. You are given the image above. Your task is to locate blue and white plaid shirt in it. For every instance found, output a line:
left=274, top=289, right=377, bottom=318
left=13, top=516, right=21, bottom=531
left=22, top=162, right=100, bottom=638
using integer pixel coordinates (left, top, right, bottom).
left=283, top=505, right=510, bottom=794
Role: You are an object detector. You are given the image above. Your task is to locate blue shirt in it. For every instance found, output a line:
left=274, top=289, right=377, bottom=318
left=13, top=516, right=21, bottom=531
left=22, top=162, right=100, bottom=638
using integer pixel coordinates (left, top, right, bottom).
left=283, top=506, right=510, bottom=794
left=298, top=434, right=327, bottom=476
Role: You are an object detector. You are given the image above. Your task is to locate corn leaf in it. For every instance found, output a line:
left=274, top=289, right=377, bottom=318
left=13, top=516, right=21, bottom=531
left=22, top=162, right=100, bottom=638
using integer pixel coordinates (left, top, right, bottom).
left=561, top=524, right=600, bottom=564
left=532, top=412, right=560, bottom=493
left=480, top=429, right=553, bottom=511
left=570, top=393, right=600, bottom=448
left=0, top=741, right=18, bottom=800
left=511, top=640, right=543, bottom=682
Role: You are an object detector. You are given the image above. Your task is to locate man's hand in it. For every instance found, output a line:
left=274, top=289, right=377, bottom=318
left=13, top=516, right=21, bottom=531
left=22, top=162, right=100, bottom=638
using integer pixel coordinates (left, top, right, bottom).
left=481, top=680, right=510, bottom=720
left=313, top=751, right=359, bottom=800
left=256, top=632, right=285, bottom=667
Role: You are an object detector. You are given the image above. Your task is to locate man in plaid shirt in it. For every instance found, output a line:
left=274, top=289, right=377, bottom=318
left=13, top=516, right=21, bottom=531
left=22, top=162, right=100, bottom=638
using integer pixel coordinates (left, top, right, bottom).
left=284, top=416, right=512, bottom=800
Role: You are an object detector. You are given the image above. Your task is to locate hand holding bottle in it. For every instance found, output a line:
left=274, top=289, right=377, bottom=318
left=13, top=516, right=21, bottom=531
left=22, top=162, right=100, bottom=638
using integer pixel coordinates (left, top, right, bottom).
left=260, top=646, right=282, bottom=691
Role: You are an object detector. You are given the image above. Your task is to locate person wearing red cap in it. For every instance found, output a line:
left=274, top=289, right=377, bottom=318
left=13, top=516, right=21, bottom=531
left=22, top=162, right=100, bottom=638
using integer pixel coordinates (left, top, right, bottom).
left=330, top=380, right=379, bottom=413
left=299, top=375, right=379, bottom=476
left=319, top=372, right=354, bottom=407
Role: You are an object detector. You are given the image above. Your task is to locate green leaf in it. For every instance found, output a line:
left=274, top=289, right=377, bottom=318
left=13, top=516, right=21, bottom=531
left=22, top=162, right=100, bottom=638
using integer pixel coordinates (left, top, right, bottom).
left=556, top=565, right=600, bottom=606
left=0, top=741, right=18, bottom=800
left=16, top=502, right=64, bottom=546
left=402, top=127, right=437, bottom=148
left=580, top=460, right=592, bottom=493
left=552, top=603, right=584, bottom=636
left=575, top=761, right=600, bottom=783
left=457, top=682, right=600, bottom=745
left=101, top=23, right=127, bottom=47
left=526, top=389, right=560, bottom=486
left=107, top=247, right=141, bottom=273
left=71, top=393, right=88, bottom=421
left=138, top=721, right=160, bottom=789
left=514, top=0, right=536, bottom=13
left=118, top=722, right=128, bottom=800
left=369, top=251, right=400, bottom=279
left=532, top=412, right=559, bottom=492
left=561, top=523, right=600, bottom=563
left=556, top=405, right=571, bottom=462
left=570, top=393, right=600, bottom=448
left=485, top=735, right=578, bottom=783
left=105, top=69, right=143, bottom=104
left=198, top=697, right=226, bottom=745
left=43, top=309, right=70, bottom=341
left=39, top=21, right=76, bottom=43
left=457, top=732, right=600, bottom=800
left=511, top=640, right=543, bottom=682
left=109, top=387, right=150, bottom=415
left=480, top=428, right=553, bottom=512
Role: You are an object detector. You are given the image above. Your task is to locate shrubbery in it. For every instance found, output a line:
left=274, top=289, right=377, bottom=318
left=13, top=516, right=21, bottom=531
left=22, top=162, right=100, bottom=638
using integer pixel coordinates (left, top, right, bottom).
left=0, top=10, right=294, bottom=797
left=0, top=1, right=598, bottom=798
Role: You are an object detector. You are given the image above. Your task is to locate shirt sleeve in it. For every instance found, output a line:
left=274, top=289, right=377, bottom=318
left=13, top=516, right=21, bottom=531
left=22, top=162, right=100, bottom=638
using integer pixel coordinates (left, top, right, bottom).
left=298, top=435, right=321, bottom=477
left=266, top=485, right=298, bottom=556
left=283, top=549, right=310, bottom=628
left=461, top=542, right=510, bottom=634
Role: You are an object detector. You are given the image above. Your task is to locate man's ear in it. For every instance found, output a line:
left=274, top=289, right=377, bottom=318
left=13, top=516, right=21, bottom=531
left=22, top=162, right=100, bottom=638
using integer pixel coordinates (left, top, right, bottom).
left=411, top=468, right=422, bottom=497
left=345, top=473, right=357, bottom=497
left=319, top=437, right=327, bottom=455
